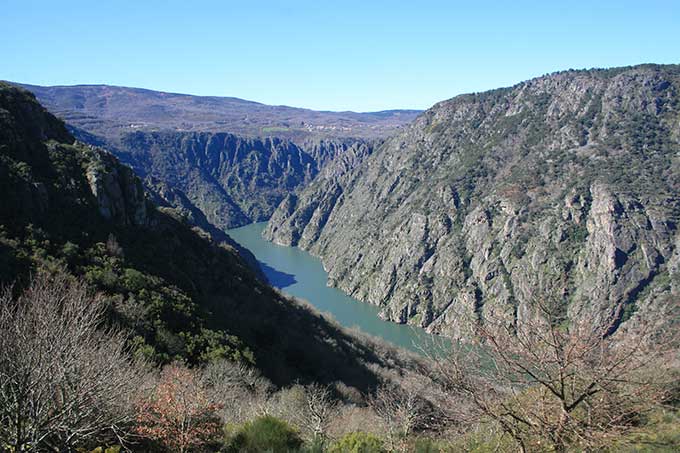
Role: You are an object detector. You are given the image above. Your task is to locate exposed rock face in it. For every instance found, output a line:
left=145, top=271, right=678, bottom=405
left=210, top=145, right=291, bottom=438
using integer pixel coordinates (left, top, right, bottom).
left=85, top=147, right=148, bottom=226
left=114, top=132, right=374, bottom=229
left=116, top=131, right=313, bottom=228
left=266, top=140, right=373, bottom=247
left=16, top=82, right=412, bottom=232
left=265, top=64, right=680, bottom=339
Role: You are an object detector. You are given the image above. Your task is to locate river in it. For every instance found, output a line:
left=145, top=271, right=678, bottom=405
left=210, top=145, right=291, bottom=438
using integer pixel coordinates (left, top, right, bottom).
left=227, top=222, right=448, bottom=355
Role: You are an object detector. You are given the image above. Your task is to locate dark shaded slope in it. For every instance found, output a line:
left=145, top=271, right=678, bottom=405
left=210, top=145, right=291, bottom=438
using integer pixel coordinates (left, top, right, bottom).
left=0, top=82, right=417, bottom=391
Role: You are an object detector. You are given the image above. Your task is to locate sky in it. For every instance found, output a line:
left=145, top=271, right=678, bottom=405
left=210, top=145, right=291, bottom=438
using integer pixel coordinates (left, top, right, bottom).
left=1, top=0, right=679, bottom=111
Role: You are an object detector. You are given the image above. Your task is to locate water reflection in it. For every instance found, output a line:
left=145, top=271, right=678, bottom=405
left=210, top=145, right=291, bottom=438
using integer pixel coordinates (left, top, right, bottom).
left=257, top=260, right=297, bottom=288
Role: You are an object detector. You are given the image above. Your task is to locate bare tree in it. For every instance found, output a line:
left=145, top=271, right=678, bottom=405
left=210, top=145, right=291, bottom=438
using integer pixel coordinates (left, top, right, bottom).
left=369, top=375, right=434, bottom=452
left=433, top=298, right=678, bottom=452
left=200, top=359, right=272, bottom=424
left=0, top=270, right=148, bottom=452
left=326, top=404, right=385, bottom=441
left=271, top=383, right=339, bottom=445
left=302, top=383, right=339, bottom=442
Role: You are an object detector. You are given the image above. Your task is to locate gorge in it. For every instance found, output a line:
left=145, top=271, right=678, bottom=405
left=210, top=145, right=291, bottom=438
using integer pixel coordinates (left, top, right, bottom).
left=11, top=64, right=680, bottom=346
left=4, top=1, right=680, bottom=449
left=3, top=64, right=679, bottom=453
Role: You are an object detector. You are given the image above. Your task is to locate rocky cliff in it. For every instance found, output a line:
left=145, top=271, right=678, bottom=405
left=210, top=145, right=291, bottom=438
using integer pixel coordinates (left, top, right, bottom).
left=266, top=139, right=374, bottom=247
left=114, top=132, right=374, bottom=229
left=265, top=64, right=680, bottom=339
left=117, top=131, right=316, bottom=228
left=84, top=147, right=149, bottom=226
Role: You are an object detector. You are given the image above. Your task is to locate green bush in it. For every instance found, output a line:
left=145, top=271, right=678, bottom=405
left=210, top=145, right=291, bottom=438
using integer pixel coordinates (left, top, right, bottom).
left=78, top=447, right=121, bottom=453
left=225, top=415, right=303, bottom=453
left=411, top=437, right=442, bottom=453
left=328, top=432, right=386, bottom=453
left=298, top=436, right=325, bottom=453
left=609, top=409, right=680, bottom=452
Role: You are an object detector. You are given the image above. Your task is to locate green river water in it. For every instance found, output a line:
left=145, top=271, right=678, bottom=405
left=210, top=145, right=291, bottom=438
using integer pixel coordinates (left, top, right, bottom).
left=227, top=222, right=449, bottom=355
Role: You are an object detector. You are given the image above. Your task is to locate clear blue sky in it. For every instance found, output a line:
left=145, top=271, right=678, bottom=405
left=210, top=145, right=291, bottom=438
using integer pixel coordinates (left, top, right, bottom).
left=1, top=0, right=678, bottom=111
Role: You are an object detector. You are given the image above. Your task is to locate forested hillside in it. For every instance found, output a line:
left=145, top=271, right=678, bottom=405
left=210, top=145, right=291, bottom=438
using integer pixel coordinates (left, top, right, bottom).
left=0, top=82, right=417, bottom=387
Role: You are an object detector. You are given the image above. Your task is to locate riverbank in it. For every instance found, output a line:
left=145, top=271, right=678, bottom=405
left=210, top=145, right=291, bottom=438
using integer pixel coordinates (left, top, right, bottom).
left=227, top=222, right=448, bottom=355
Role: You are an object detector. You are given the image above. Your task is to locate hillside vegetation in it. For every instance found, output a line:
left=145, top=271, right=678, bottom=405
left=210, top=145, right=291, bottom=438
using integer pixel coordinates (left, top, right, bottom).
left=0, top=82, right=419, bottom=388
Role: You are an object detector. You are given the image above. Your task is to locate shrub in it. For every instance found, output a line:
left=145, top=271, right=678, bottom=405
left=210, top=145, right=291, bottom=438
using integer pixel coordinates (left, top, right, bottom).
left=83, top=447, right=122, bottom=453
left=136, top=364, right=222, bottom=453
left=609, top=409, right=680, bottom=452
left=225, top=415, right=303, bottom=453
left=411, top=437, right=442, bottom=453
left=328, top=432, right=386, bottom=453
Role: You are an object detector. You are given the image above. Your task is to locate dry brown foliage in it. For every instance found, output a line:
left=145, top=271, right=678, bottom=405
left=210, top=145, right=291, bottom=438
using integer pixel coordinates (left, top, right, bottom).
left=136, top=364, right=222, bottom=453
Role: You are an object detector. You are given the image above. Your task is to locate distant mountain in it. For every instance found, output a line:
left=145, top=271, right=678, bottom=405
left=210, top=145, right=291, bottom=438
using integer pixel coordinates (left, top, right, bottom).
left=15, top=83, right=421, bottom=140
left=11, top=83, right=417, bottom=228
left=265, top=64, right=680, bottom=340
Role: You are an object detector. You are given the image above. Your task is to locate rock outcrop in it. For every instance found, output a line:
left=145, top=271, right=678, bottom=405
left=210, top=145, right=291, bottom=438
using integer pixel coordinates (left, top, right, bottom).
left=85, top=147, right=149, bottom=226
left=265, top=64, right=680, bottom=339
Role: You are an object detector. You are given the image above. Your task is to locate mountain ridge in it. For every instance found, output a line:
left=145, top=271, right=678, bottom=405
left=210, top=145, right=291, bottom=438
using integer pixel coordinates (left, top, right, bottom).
left=265, top=63, right=680, bottom=340
left=12, top=82, right=421, bottom=140
left=18, top=82, right=422, bottom=114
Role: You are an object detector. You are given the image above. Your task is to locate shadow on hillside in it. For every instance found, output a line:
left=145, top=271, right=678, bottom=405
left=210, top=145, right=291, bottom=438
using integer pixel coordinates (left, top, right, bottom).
left=258, top=260, right=297, bottom=289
